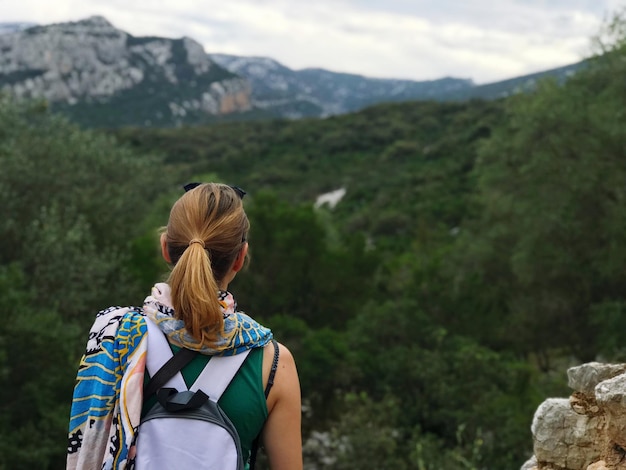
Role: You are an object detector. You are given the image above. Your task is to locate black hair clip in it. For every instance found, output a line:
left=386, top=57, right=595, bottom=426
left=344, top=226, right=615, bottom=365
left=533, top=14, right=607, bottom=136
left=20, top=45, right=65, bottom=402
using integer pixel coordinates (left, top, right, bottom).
left=183, top=182, right=202, bottom=192
left=230, top=186, right=247, bottom=199
left=183, top=183, right=246, bottom=199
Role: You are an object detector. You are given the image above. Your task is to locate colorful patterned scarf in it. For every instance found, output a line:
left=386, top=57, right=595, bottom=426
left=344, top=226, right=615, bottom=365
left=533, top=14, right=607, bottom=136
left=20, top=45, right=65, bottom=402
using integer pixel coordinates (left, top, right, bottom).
left=143, top=283, right=272, bottom=355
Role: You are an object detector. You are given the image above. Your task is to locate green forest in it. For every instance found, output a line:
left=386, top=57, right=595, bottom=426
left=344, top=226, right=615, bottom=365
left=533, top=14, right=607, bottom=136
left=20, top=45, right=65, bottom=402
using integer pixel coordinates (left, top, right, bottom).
left=3, top=13, right=626, bottom=470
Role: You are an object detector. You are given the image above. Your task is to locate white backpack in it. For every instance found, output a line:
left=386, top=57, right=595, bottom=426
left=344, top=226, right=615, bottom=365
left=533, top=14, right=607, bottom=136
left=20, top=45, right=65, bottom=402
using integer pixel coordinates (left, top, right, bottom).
left=135, top=318, right=250, bottom=470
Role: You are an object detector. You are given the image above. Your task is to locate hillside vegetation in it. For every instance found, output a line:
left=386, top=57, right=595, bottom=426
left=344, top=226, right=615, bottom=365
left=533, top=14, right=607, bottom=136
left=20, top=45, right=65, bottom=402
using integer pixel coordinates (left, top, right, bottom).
left=2, top=13, right=626, bottom=470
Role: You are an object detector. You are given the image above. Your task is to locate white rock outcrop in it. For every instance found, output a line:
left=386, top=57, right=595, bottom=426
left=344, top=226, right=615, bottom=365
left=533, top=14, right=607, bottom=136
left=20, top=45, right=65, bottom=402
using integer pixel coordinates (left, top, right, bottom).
left=523, top=362, right=626, bottom=470
left=0, top=16, right=251, bottom=119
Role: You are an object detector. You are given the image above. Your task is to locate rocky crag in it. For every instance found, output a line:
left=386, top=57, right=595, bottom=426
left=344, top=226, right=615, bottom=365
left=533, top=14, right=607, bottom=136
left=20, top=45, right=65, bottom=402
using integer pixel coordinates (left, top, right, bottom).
left=0, top=16, right=251, bottom=127
left=522, top=362, right=626, bottom=470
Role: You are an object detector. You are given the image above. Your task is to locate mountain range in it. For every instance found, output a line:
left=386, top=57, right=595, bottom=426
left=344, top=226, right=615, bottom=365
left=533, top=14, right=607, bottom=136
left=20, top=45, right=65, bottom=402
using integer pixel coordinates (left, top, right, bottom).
left=0, top=16, right=587, bottom=127
left=209, top=53, right=473, bottom=118
left=208, top=54, right=585, bottom=119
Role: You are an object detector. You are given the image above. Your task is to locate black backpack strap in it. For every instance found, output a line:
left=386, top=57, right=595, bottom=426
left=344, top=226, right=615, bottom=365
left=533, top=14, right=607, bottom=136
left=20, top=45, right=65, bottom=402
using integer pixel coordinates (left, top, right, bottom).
left=144, top=347, right=198, bottom=398
left=264, top=339, right=280, bottom=398
left=249, top=339, right=279, bottom=470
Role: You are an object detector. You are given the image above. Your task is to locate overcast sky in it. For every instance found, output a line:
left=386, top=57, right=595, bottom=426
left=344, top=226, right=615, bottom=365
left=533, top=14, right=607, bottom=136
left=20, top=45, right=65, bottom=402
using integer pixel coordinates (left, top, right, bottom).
left=3, top=0, right=625, bottom=84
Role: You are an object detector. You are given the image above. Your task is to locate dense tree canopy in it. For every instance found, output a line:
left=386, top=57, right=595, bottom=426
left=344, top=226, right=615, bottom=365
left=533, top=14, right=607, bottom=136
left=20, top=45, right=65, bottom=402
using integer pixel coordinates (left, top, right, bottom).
left=450, top=29, right=626, bottom=364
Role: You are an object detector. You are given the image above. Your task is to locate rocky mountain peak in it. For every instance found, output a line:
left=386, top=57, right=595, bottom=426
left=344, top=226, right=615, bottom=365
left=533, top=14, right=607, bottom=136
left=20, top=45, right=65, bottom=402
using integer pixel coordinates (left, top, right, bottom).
left=29, top=15, right=121, bottom=37
left=78, top=15, right=114, bottom=27
left=0, top=16, right=252, bottom=126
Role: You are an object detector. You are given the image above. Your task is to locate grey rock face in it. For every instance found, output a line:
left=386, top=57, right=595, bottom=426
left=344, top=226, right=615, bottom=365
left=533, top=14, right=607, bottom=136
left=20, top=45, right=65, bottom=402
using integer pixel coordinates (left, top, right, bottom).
left=523, top=362, right=626, bottom=470
left=0, top=16, right=251, bottom=126
left=595, top=374, right=626, bottom=450
left=568, top=363, right=626, bottom=395
left=531, top=398, right=605, bottom=469
left=1, top=17, right=132, bottom=101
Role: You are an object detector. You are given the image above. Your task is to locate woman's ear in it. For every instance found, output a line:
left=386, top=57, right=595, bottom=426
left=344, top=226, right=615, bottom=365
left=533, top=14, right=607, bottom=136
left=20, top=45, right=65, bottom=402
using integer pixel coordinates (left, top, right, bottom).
left=160, top=233, right=171, bottom=263
left=232, top=242, right=249, bottom=273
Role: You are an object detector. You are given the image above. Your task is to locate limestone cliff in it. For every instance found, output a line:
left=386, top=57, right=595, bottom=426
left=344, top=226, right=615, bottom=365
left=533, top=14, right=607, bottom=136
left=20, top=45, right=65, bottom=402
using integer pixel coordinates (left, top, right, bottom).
left=522, top=363, right=626, bottom=470
left=0, top=16, right=252, bottom=126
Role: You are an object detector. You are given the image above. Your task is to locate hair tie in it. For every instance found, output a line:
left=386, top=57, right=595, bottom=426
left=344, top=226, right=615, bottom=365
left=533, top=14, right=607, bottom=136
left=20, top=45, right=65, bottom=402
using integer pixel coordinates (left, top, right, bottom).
left=189, top=238, right=205, bottom=248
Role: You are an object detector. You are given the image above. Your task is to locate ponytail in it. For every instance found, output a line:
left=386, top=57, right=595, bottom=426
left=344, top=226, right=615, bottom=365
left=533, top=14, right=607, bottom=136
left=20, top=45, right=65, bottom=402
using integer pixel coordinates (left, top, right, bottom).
left=167, top=240, right=223, bottom=347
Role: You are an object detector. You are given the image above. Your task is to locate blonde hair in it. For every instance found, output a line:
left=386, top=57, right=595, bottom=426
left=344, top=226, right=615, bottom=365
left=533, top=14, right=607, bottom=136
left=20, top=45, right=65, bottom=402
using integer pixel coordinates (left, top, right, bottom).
left=164, top=183, right=249, bottom=347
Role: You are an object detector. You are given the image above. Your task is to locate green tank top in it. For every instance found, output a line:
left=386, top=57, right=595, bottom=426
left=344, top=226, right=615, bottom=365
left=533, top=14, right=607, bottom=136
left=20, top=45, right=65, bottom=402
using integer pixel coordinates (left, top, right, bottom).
left=142, top=346, right=268, bottom=462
